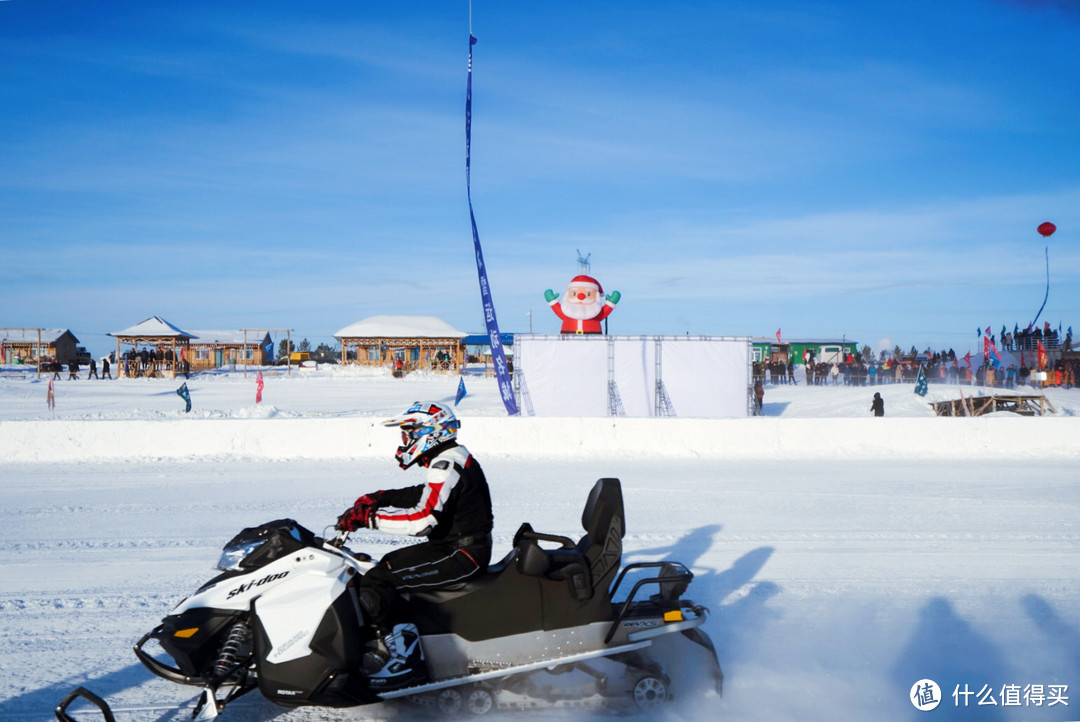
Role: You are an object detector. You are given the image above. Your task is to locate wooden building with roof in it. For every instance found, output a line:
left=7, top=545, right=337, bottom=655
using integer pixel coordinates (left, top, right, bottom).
left=335, top=316, right=467, bottom=374
left=110, top=316, right=196, bottom=378
left=0, top=328, right=80, bottom=366
left=186, top=330, right=274, bottom=370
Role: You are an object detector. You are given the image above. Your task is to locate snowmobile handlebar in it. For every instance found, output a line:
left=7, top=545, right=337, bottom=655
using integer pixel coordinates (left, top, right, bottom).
left=326, top=527, right=350, bottom=548
left=322, top=527, right=374, bottom=564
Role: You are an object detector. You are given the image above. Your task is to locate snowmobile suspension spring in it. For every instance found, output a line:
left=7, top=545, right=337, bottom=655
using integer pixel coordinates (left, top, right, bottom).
left=212, top=621, right=251, bottom=680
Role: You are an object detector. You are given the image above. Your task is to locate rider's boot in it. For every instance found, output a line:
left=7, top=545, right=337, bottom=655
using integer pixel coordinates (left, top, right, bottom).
left=361, top=622, right=429, bottom=691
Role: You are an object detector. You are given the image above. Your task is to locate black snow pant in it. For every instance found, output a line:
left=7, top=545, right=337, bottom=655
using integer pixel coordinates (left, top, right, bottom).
left=356, top=535, right=492, bottom=631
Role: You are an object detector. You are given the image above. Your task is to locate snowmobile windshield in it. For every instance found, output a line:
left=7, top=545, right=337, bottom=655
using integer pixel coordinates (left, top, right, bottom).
left=216, top=538, right=267, bottom=571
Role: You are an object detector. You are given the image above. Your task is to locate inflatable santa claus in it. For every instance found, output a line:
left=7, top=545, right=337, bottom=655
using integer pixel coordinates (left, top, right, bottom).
left=544, top=275, right=621, bottom=334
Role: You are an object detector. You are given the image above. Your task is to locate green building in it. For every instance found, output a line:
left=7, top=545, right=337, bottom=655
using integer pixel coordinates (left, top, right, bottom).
left=753, top=338, right=859, bottom=365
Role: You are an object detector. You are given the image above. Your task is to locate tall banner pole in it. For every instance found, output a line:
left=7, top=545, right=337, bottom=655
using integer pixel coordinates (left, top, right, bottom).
left=466, top=32, right=519, bottom=415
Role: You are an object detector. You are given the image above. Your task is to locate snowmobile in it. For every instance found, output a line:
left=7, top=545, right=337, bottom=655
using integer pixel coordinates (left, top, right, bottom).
left=56, top=478, right=721, bottom=720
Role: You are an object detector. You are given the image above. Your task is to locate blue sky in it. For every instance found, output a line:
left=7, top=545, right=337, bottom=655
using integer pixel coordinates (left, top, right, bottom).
left=3, top=0, right=1078, bottom=359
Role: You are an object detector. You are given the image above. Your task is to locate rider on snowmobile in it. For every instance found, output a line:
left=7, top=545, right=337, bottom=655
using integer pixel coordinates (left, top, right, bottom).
left=335, top=401, right=493, bottom=691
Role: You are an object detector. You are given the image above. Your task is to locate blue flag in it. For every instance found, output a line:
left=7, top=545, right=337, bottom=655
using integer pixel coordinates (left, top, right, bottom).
left=466, top=33, right=518, bottom=415
left=455, top=377, right=467, bottom=406
left=913, top=366, right=928, bottom=397
left=176, top=382, right=191, bottom=413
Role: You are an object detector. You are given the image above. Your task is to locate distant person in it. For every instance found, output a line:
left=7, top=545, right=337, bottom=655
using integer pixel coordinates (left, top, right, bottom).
left=68, top=361, right=79, bottom=380
left=871, top=392, right=884, bottom=417
left=101, top=357, right=112, bottom=380
left=87, top=358, right=98, bottom=379
left=753, top=379, right=764, bottom=414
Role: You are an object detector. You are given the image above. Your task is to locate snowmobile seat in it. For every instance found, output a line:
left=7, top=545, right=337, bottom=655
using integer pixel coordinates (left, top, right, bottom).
left=511, top=524, right=592, bottom=601
left=405, top=479, right=625, bottom=641
left=510, top=478, right=624, bottom=602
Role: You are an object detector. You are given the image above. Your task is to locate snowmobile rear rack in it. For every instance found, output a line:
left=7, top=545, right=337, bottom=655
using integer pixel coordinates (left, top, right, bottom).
left=605, top=561, right=698, bottom=644
left=55, top=687, right=116, bottom=722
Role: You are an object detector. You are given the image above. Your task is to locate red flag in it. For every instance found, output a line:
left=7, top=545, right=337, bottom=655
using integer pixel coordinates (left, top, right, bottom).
left=256, top=371, right=264, bottom=404
left=1037, top=340, right=1047, bottom=370
left=776, top=329, right=781, bottom=343
left=962, top=351, right=972, bottom=367
left=47, top=378, right=55, bottom=410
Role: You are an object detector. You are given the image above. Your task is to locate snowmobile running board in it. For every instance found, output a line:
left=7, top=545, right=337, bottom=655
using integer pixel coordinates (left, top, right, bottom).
left=377, top=640, right=653, bottom=699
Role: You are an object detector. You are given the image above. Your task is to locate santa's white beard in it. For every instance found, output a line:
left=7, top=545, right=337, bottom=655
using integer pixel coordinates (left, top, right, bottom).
left=560, top=296, right=605, bottom=320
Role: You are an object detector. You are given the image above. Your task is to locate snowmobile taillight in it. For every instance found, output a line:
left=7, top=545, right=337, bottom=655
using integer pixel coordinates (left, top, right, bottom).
left=174, top=627, right=199, bottom=639
left=663, top=610, right=684, bottom=623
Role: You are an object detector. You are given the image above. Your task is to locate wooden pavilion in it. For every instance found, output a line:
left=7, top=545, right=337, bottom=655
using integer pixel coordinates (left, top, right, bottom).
left=110, top=316, right=196, bottom=379
left=335, top=316, right=467, bottom=374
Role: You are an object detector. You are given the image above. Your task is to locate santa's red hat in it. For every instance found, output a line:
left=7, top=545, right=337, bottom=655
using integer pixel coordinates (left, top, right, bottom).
left=568, top=274, right=602, bottom=295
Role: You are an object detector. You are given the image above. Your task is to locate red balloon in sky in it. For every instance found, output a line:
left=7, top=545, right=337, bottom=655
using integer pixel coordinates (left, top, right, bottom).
left=1037, top=221, right=1056, bottom=237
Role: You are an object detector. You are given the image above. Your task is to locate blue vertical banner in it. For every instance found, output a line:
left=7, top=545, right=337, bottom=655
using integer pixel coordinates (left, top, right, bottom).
left=466, top=33, right=519, bottom=415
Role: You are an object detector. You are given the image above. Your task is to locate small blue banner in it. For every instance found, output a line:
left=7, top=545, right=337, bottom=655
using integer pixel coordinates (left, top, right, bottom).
left=176, top=382, right=192, bottom=413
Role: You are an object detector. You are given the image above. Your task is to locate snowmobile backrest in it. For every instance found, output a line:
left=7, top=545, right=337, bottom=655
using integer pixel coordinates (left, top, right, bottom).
left=577, top=478, right=625, bottom=593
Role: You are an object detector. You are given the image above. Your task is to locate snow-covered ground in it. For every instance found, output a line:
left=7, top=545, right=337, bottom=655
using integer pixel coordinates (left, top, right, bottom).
left=1, top=365, right=1078, bottom=721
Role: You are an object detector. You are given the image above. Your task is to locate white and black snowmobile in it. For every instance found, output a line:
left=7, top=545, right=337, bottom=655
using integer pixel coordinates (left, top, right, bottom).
left=56, top=478, right=721, bottom=720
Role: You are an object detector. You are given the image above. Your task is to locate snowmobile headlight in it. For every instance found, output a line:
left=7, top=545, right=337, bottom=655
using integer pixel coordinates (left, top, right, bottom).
left=216, top=539, right=267, bottom=571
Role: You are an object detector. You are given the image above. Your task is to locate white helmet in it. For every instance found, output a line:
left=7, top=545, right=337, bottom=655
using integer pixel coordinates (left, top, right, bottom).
left=382, top=401, right=460, bottom=469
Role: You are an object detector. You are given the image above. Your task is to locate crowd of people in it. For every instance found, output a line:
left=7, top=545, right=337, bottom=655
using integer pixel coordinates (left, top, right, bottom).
left=120, top=347, right=190, bottom=378
left=39, top=356, right=111, bottom=380
left=999, top=323, right=1072, bottom=352
left=755, top=349, right=1079, bottom=390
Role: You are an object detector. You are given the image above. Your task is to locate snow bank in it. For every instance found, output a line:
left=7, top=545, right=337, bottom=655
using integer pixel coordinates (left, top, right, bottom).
left=2, top=416, right=1077, bottom=463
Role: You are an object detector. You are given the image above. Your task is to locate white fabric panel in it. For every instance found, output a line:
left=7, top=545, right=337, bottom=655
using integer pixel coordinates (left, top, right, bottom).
left=661, top=338, right=749, bottom=418
left=611, top=337, right=656, bottom=416
left=515, top=335, right=749, bottom=418
left=516, top=336, right=609, bottom=416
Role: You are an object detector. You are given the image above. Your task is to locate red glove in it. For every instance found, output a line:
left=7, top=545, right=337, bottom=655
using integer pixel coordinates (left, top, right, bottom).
left=336, top=503, right=376, bottom=532
left=353, top=490, right=387, bottom=509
